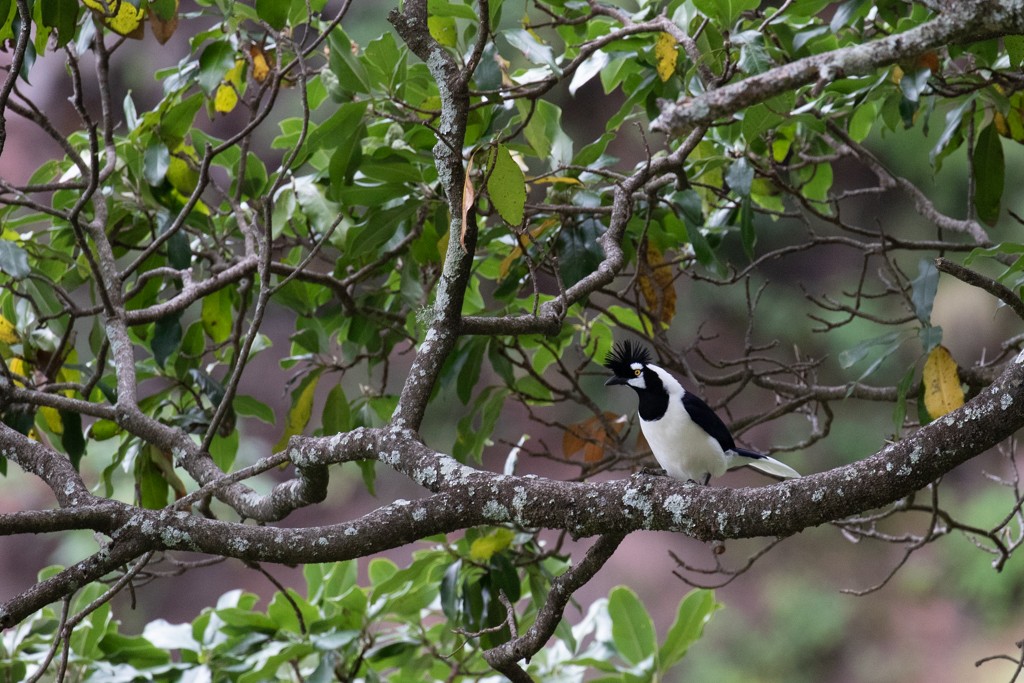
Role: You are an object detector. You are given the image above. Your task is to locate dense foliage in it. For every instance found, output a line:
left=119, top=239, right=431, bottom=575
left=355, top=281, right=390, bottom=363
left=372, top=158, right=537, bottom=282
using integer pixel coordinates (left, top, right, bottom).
left=2, top=0, right=1024, bottom=680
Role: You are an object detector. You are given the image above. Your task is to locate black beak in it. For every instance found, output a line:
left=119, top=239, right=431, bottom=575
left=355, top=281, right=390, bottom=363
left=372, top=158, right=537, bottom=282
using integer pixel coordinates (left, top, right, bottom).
left=605, top=376, right=628, bottom=386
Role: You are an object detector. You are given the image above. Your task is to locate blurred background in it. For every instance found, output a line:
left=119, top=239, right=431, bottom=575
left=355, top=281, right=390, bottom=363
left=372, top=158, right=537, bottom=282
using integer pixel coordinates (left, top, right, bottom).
left=3, top=2, right=1024, bottom=681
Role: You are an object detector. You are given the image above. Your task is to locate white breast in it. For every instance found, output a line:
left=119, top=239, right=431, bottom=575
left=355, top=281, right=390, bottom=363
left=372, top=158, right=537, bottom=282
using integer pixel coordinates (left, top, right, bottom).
left=640, top=371, right=729, bottom=482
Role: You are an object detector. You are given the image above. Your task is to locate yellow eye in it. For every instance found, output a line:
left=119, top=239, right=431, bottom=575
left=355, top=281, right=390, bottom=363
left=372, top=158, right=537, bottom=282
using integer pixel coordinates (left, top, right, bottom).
left=634, top=368, right=642, bottom=376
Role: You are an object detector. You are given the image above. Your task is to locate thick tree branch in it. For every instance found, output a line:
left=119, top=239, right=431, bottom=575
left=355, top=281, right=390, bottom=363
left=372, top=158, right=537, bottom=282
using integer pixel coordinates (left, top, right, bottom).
left=7, top=342, right=1023, bottom=627
left=651, top=1, right=1024, bottom=135
left=388, top=0, right=477, bottom=431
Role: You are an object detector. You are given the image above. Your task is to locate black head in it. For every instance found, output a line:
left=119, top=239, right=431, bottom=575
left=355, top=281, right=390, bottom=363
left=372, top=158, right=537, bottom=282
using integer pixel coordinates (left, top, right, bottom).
left=604, top=340, right=669, bottom=420
left=604, top=340, right=653, bottom=386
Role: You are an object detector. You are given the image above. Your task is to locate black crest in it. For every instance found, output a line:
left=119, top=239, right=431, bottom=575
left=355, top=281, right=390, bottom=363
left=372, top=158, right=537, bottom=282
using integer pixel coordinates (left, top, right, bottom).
left=604, top=340, right=652, bottom=376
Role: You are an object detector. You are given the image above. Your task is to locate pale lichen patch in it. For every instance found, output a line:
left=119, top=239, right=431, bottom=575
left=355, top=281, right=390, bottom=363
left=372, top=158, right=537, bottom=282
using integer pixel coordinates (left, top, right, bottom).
left=483, top=499, right=510, bottom=521
left=622, top=486, right=653, bottom=526
left=664, top=493, right=691, bottom=529
left=512, top=486, right=528, bottom=520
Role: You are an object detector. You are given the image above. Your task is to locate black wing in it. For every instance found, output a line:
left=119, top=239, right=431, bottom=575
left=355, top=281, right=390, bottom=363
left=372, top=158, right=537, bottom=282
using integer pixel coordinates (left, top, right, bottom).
left=681, top=392, right=737, bottom=452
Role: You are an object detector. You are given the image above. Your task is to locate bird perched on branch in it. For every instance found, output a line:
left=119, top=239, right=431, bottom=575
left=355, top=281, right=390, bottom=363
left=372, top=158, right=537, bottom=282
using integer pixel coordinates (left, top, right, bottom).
left=604, top=340, right=799, bottom=484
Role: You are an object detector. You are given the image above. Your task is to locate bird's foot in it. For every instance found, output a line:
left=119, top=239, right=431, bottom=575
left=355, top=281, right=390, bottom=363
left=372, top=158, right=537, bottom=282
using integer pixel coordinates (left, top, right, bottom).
left=635, top=465, right=667, bottom=477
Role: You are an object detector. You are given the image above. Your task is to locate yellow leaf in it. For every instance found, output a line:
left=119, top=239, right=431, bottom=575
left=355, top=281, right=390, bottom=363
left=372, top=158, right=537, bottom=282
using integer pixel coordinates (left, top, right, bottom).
left=214, top=83, right=239, bottom=114
left=214, top=60, right=245, bottom=114
left=923, top=345, right=965, bottom=419
left=40, top=406, right=64, bottom=435
left=57, top=349, right=81, bottom=393
left=469, top=528, right=515, bottom=561
left=654, top=32, right=678, bottom=82
left=274, top=372, right=321, bottom=452
left=8, top=357, right=28, bottom=386
left=0, top=314, right=18, bottom=344
left=81, top=0, right=145, bottom=39
left=250, top=44, right=271, bottom=82
left=637, top=242, right=677, bottom=326
left=530, top=175, right=582, bottom=185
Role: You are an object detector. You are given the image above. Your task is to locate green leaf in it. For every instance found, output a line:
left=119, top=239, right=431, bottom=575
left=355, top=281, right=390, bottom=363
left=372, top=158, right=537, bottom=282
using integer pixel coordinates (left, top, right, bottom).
left=892, top=366, right=916, bottom=433
left=839, top=330, right=907, bottom=382
left=909, top=258, right=938, bottom=325
left=144, top=140, right=170, bottom=186
left=828, top=0, right=870, bottom=31
left=847, top=100, right=878, bottom=142
left=725, top=157, right=753, bottom=196
left=0, top=238, right=30, bottom=278
left=693, top=0, right=758, bottom=26
left=972, top=121, right=1004, bottom=226
left=152, top=313, right=183, bottom=367
left=930, top=97, right=973, bottom=167
left=234, top=394, right=276, bottom=425
left=302, top=100, right=369, bottom=164
left=368, top=557, right=398, bottom=586
left=742, top=103, right=785, bottom=141
left=427, top=0, right=478, bottom=19
left=456, top=338, right=486, bottom=404
left=256, top=0, right=290, bottom=30
left=201, top=286, right=233, bottom=344
left=440, top=560, right=461, bottom=622
left=1006, top=35, right=1024, bottom=68
left=135, top=448, right=169, bottom=510
left=328, top=28, right=370, bottom=95
left=197, top=41, right=236, bottom=95
left=346, top=203, right=416, bottom=260
left=60, top=410, right=86, bottom=469
left=428, top=15, right=457, bottom=47
left=736, top=31, right=772, bottom=74
left=569, top=49, right=610, bottom=95
left=658, top=589, right=719, bottom=670
left=469, top=528, right=515, bottom=561
left=326, top=123, right=366, bottom=198
left=738, top=196, right=755, bottom=260
left=557, top=218, right=603, bottom=288
left=504, top=29, right=561, bottom=74
left=518, top=99, right=573, bottom=169
left=159, top=94, right=204, bottom=149
left=166, top=228, right=192, bottom=270
left=363, top=32, right=404, bottom=91
left=357, top=459, right=376, bottom=495
left=40, top=0, right=79, bottom=47
left=608, top=586, right=657, bottom=667
left=321, top=384, right=350, bottom=434
left=305, top=560, right=358, bottom=603
left=487, top=144, right=526, bottom=226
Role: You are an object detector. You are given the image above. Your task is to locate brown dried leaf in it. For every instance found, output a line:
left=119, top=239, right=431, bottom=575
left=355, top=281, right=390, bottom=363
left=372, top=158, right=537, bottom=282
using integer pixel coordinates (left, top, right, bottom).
left=638, top=242, right=677, bottom=325
left=460, top=154, right=476, bottom=253
left=250, top=44, right=272, bottom=82
left=563, top=412, right=625, bottom=462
